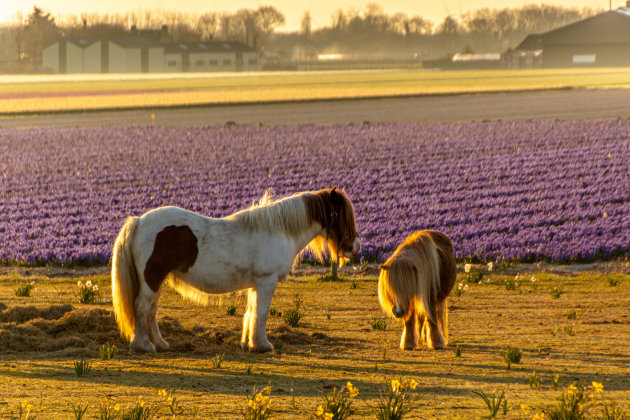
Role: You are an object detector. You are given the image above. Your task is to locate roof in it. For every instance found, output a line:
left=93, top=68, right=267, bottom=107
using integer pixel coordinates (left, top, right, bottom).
left=452, top=53, right=501, bottom=62
left=108, top=36, right=163, bottom=48
left=515, top=34, right=542, bottom=51
left=539, top=8, right=630, bottom=45
left=66, top=38, right=100, bottom=48
left=164, top=41, right=257, bottom=54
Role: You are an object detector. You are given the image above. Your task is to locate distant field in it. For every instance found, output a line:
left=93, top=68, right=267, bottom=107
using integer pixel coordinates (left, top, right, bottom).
left=2, top=68, right=630, bottom=114
left=0, top=265, right=628, bottom=418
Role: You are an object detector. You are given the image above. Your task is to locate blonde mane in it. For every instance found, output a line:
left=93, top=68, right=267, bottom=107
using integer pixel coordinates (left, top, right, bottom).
left=229, top=190, right=311, bottom=235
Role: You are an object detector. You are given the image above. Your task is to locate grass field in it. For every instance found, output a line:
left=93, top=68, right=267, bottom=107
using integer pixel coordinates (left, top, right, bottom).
left=3, top=68, right=630, bottom=114
left=1, top=263, right=628, bottom=419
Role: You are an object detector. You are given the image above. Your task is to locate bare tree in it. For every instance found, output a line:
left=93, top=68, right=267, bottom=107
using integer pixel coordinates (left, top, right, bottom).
left=256, top=6, right=285, bottom=40
left=198, top=12, right=218, bottom=41
left=300, top=11, right=312, bottom=38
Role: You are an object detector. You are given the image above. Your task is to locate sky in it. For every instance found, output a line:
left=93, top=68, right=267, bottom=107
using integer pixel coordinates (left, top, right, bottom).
left=2, top=0, right=627, bottom=29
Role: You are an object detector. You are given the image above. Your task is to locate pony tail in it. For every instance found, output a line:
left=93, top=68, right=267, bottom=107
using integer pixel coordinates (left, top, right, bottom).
left=111, top=216, right=140, bottom=342
left=436, top=298, right=449, bottom=344
left=412, top=236, right=441, bottom=325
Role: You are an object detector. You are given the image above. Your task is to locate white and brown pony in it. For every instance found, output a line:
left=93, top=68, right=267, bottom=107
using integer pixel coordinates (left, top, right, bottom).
left=111, top=188, right=359, bottom=353
left=378, top=230, right=456, bottom=350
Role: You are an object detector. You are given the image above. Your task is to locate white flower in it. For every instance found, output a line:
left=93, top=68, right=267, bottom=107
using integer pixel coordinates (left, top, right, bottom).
left=92, top=285, right=99, bottom=291
left=77, top=281, right=83, bottom=287
left=30, top=281, right=36, bottom=286
left=463, top=284, right=469, bottom=291
left=464, top=264, right=472, bottom=273
left=531, top=276, right=537, bottom=283
left=458, top=282, right=464, bottom=290
left=487, top=262, right=494, bottom=271
left=85, top=280, right=92, bottom=287
left=486, top=278, right=493, bottom=284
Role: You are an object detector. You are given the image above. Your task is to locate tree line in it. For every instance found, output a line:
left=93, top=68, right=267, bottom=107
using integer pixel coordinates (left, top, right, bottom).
left=0, top=3, right=601, bottom=71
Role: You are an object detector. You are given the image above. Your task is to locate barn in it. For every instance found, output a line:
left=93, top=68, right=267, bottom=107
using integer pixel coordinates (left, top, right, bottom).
left=43, top=37, right=259, bottom=74
left=515, top=6, right=630, bottom=67
left=163, top=42, right=259, bottom=72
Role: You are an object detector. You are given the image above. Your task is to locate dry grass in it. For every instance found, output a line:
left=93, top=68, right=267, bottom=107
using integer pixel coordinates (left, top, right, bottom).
left=3, top=68, right=630, bottom=114
left=0, top=264, right=628, bottom=419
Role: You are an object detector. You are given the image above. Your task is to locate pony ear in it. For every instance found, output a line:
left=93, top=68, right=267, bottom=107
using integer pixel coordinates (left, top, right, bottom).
left=330, top=187, right=341, bottom=204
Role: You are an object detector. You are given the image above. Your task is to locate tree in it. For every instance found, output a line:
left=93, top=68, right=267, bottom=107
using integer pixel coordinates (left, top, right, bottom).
left=256, top=6, right=285, bottom=38
left=22, top=6, right=59, bottom=60
left=198, top=12, right=218, bottom=41
left=300, top=11, right=312, bottom=38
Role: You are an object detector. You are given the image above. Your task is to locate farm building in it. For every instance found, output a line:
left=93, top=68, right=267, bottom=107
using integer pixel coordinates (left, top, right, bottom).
left=42, top=33, right=259, bottom=74
left=164, top=42, right=259, bottom=72
left=515, top=5, right=630, bottom=67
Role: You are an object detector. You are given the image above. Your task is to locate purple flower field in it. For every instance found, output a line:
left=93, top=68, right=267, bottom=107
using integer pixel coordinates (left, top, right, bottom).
left=1, top=120, right=629, bottom=265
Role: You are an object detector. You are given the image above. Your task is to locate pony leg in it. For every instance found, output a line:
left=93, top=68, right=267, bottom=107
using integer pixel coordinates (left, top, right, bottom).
left=424, top=305, right=446, bottom=350
left=400, top=310, right=418, bottom=350
left=147, top=288, right=170, bottom=351
left=419, top=313, right=428, bottom=345
left=240, top=288, right=255, bottom=351
left=132, top=284, right=157, bottom=352
left=246, top=276, right=278, bottom=352
left=436, top=298, right=449, bottom=346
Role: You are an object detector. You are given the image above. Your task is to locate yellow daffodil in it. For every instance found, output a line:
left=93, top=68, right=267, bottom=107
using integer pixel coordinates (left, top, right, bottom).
left=324, top=413, right=334, bottom=420
left=158, top=389, right=167, bottom=396
left=264, top=386, right=271, bottom=394
left=409, top=379, right=418, bottom=390
left=262, top=396, right=270, bottom=407
left=567, top=384, right=578, bottom=395
left=316, top=405, right=324, bottom=416
left=521, top=404, right=530, bottom=415
left=255, top=392, right=264, bottom=402
left=592, top=381, right=603, bottom=394
left=114, top=403, right=120, bottom=411
left=532, top=413, right=545, bottom=420
left=391, top=379, right=401, bottom=391
left=167, top=396, right=173, bottom=405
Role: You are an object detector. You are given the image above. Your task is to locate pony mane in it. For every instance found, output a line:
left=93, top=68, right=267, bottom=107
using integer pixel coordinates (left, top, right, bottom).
left=230, top=190, right=310, bottom=235
left=230, top=188, right=357, bottom=266
left=302, top=188, right=357, bottom=265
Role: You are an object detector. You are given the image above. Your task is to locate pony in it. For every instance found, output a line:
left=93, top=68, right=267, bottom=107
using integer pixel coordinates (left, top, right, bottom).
left=378, top=230, right=456, bottom=350
left=111, top=188, right=359, bottom=353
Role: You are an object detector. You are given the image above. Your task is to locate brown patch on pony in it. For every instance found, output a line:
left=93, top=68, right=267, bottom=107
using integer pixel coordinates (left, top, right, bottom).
left=144, top=225, right=198, bottom=292
left=303, top=188, right=358, bottom=260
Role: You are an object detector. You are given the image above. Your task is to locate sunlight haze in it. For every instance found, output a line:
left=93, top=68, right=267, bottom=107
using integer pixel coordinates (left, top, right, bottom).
left=2, top=0, right=625, bottom=28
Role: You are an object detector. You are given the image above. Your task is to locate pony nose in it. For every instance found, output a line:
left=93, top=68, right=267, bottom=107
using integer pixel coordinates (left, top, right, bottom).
left=351, top=239, right=361, bottom=256
left=393, top=307, right=405, bottom=318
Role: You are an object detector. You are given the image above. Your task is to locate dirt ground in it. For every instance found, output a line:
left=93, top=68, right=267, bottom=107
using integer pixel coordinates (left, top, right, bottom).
left=0, top=262, right=629, bottom=419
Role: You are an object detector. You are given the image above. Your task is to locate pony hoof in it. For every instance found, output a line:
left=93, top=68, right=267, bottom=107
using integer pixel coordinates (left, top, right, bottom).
left=155, top=339, right=170, bottom=351
left=131, top=340, right=157, bottom=353
left=249, top=342, right=274, bottom=353
left=429, top=342, right=445, bottom=350
left=401, top=344, right=415, bottom=351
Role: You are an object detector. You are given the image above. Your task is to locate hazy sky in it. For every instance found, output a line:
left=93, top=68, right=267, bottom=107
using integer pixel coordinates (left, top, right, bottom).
left=2, top=0, right=626, bottom=28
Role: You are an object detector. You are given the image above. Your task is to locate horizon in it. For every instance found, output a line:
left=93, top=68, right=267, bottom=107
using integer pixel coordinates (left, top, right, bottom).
left=2, top=0, right=626, bottom=30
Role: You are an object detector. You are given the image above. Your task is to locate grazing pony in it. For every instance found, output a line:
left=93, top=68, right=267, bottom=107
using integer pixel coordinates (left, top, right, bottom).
left=378, top=230, right=456, bottom=350
left=111, top=188, right=359, bottom=353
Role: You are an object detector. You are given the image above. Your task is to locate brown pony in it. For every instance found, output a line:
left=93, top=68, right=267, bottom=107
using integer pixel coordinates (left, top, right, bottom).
left=378, top=230, right=456, bottom=350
